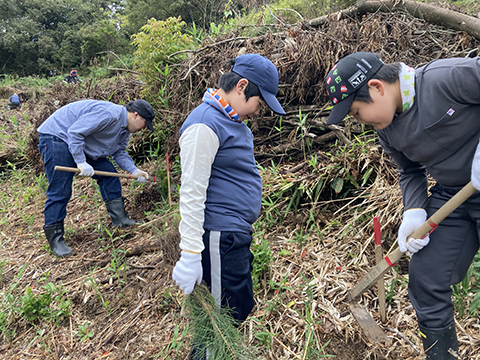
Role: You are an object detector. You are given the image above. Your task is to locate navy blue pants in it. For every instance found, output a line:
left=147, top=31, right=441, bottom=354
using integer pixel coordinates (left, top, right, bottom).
left=189, top=230, right=254, bottom=359
left=409, top=184, right=480, bottom=328
left=38, top=134, right=122, bottom=225
left=202, top=230, right=254, bottom=322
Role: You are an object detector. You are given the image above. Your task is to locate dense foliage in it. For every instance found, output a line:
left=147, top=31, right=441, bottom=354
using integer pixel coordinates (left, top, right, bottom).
left=121, top=0, right=245, bottom=35
left=2, top=0, right=478, bottom=77
left=0, top=0, right=129, bottom=76
left=131, top=17, right=195, bottom=100
left=0, top=0, right=247, bottom=77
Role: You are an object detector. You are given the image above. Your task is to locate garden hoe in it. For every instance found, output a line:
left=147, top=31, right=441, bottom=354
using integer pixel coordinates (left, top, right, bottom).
left=347, top=182, right=477, bottom=343
left=54, top=166, right=156, bottom=182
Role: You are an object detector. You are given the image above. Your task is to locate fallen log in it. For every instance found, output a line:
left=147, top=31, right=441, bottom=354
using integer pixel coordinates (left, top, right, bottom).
left=307, top=0, right=480, bottom=41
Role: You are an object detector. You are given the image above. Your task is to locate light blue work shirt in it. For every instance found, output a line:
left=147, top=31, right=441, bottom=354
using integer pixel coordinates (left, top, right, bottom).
left=10, top=94, right=20, bottom=104
left=37, top=100, right=137, bottom=173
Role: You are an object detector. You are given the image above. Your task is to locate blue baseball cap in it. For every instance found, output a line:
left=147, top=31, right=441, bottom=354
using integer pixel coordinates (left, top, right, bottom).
left=232, top=54, right=286, bottom=115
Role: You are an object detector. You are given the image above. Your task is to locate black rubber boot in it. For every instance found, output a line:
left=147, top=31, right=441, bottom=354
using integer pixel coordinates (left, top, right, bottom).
left=105, top=197, right=139, bottom=227
left=419, top=322, right=459, bottom=359
left=43, top=222, right=73, bottom=258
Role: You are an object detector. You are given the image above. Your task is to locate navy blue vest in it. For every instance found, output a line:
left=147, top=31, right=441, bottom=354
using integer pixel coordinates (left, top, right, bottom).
left=180, top=103, right=262, bottom=233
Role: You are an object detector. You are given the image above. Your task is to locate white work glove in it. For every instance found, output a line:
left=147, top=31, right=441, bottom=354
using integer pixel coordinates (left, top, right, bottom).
left=132, top=169, right=149, bottom=184
left=471, top=139, right=480, bottom=190
left=398, top=208, right=430, bottom=254
left=172, top=251, right=203, bottom=295
left=76, top=162, right=94, bottom=177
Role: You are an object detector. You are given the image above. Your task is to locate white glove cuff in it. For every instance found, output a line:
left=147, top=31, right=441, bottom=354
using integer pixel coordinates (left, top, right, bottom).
left=180, top=251, right=202, bottom=262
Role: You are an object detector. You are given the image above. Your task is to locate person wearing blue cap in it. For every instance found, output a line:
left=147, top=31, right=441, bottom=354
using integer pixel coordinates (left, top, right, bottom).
left=325, top=52, right=480, bottom=359
left=172, top=53, right=285, bottom=358
left=37, top=99, right=155, bottom=257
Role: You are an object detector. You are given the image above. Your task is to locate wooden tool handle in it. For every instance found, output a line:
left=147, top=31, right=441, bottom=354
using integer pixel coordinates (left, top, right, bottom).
left=54, top=166, right=154, bottom=182
left=348, top=182, right=477, bottom=300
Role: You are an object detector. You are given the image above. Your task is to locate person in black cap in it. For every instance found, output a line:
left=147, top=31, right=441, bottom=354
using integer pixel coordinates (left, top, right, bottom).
left=325, top=52, right=480, bottom=359
left=172, top=53, right=285, bottom=359
left=37, top=99, right=155, bottom=257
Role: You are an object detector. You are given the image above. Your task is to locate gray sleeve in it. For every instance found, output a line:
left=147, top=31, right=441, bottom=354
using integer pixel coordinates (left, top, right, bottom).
left=377, top=131, right=429, bottom=210
left=450, top=57, right=480, bottom=105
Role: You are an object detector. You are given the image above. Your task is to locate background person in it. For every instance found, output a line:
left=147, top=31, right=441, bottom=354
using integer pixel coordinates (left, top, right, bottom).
left=64, top=69, right=79, bottom=84
left=7, top=93, right=21, bottom=109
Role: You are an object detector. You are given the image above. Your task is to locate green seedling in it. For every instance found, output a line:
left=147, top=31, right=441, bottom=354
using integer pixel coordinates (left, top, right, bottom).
left=78, top=322, right=94, bottom=342
left=152, top=324, right=187, bottom=358
left=84, top=275, right=110, bottom=313
left=251, top=238, right=273, bottom=291
left=385, top=269, right=408, bottom=305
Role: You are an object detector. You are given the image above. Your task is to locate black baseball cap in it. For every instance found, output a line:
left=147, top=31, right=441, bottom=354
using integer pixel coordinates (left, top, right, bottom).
left=325, top=52, right=384, bottom=125
left=232, top=54, right=286, bottom=115
left=130, top=99, right=155, bottom=131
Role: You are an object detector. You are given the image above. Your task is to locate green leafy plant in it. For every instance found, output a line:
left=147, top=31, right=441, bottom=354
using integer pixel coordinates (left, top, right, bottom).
left=258, top=196, right=283, bottom=230
left=152, top=324, right=188, bottom=358
left=468, top=253, right=480, bottom=315
left=452, top=252, right=480, bottom=317
left=0, top=268, right=71, bottom=342
left=295, top=276, right=335, bottom=358
left=251, top=238, right=274, bottom=291
left=385, top=270, right=408, bottom=305
left=278, top=249, right=291, bottom=257
left=131, top=17, right=196, bottom=94
left=108, top=248, right=128, bottom=286
left=18, top=283, right=71, bottom=325
left=0, top=259, right=7, bottom=287
left=78, top=322, right=94, bottom=342
left=27, top=327, right=52, bottom=355
left=84, top=275, right=110, bottom=313
left=292, top=226, right=309, bottom=248
left=295, top=107, right=311, bottom=161
left=254, top=330, right=276, bottom=351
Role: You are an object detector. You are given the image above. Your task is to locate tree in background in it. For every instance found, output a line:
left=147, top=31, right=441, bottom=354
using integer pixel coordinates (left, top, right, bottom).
left=131, top=17, right=196, bottom=101
left=0, top=0, right=130, bottom=76
left=121, top=0, right=246, bottom=34
left=80, top=19, right=132, bottom=66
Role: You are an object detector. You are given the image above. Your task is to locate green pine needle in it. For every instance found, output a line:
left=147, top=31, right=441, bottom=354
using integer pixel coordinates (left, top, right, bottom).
left=184, top=285, right=257, bottom=360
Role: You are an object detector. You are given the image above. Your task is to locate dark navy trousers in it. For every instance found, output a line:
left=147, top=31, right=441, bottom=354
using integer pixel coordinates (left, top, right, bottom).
left=189, top=230, right=254, bottom=359
left=38, top=134, right=122, bottom=225
left=409, top=184, right=480, bottom=328
left=201, top=230, right=254, bottom=322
